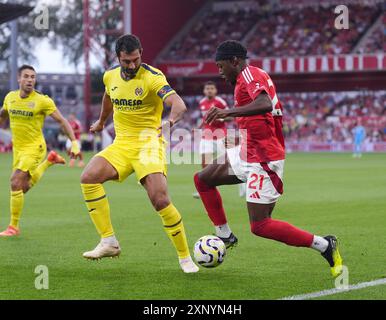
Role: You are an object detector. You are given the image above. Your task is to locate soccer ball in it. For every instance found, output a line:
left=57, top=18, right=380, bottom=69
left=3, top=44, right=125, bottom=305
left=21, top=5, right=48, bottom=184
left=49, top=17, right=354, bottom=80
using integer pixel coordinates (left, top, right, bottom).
left=193, top=235, right=226, bottom=268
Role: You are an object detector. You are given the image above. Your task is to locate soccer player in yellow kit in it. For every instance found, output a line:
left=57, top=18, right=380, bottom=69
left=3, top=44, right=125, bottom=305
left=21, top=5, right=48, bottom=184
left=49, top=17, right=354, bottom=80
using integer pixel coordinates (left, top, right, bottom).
left=80, top=34, right=199, bottom=273
left=0, top=65, right=81, bottom=236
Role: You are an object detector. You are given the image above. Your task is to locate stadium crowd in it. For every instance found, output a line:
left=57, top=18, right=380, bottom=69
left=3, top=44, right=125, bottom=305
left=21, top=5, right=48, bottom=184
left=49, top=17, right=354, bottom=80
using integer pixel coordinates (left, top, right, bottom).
left=247, top=3, right=382, bottom=57
left=355, top=13, right=386, bottom=54
left=160, top=2, right=384, bottom=61
left=181, top=91, right=386, bottom=144
left=165, top=4, right=259, bottom=61
left=281, top=91, right=386, bottom=143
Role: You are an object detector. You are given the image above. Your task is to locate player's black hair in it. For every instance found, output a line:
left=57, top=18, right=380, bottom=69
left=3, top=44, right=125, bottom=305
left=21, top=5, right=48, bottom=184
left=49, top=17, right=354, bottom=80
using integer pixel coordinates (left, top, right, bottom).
left=18, top=64, right=35, bottom=75
left=115, top=34, right=142, bottom=56
left=204, top=81, right=216, bottom=87
left=215, top=40, right=248, bottom=61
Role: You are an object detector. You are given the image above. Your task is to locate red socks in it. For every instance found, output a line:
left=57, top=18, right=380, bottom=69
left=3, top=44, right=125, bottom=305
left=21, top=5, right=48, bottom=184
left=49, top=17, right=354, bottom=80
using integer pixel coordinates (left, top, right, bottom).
left=250, top=218, right=314, bottom=247
left=194, top=173, right=314, bottom=248
left=194, top=173, right=227, bottom=226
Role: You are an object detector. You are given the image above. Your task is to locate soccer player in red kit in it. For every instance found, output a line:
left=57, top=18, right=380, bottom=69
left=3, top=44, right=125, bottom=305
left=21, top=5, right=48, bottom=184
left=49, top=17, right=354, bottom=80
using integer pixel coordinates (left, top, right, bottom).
left=198, top=81, right=228, bottom=168
left=193, top=40, right=343, bottom=277
left=66, top=113, right=85, bottom=167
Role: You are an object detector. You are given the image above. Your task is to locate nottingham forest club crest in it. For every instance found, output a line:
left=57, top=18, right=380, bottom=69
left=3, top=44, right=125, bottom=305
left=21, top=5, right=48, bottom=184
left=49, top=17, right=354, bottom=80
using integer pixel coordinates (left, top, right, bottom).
left=135, top=87, right=143, bottom=96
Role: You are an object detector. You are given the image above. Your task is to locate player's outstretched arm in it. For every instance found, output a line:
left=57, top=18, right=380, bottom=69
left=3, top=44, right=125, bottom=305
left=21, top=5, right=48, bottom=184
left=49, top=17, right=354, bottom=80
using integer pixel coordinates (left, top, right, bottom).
left=164, top=93, right=187, bottom=125
left=50, top=109, right=81, bottom=159
left=0, top=108, right=9, bottom=125
left=205, top=92, right=272, bottom=125
left=158, top=93, right=187, bottom=136
left=90, top=92, right=113, bottom=133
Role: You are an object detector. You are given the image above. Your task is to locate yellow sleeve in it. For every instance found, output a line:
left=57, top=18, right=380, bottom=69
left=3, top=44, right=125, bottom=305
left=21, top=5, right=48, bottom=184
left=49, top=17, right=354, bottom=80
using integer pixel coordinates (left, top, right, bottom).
left=103, top=72, right=110, bottom=96
left=151, top=73, right=176, bottom=101
left=2, top=93, right=10, bottom=111
left=42, top=96, right=57, bottom=116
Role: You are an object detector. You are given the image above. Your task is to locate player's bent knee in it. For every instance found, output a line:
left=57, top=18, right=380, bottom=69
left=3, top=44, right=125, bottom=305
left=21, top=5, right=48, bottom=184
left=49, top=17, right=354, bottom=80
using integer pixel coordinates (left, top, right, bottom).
left=194, top=171, right=220, bottom=191
left=197, top=165, right=224, bottom=187
left=11, top=183, right=23, bottom=192
left=250, top=218, right=268, bottom=236
left=80, top=170, right=98, bottom=184
left=10, top=177, right=24, bottom=192
left=196, top=171, right=206, bottom=182
left=194, top=172, right=211, bottom=191
left=22, top=181, right=31, bottom=193
left=151, top=195, right=170, bottom=211
left=196, top=171, right=213, bottom=186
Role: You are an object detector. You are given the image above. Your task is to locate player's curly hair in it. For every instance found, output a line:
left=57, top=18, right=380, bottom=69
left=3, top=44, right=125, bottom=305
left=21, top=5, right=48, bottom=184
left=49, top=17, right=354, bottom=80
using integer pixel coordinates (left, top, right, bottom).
left=215, top=40, right=248, bottom=61
left=115, top=34, right=142, bottom=56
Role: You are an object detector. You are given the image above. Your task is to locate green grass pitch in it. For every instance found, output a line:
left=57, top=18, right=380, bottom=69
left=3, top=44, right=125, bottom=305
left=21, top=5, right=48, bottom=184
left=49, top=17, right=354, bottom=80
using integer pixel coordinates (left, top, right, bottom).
left=0, top=152, right=385, bottom=300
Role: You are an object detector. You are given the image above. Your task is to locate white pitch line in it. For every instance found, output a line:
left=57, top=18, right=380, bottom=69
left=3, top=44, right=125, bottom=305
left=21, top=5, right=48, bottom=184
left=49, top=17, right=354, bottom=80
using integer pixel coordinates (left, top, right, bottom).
left=279, top=278, right=386, bottom=300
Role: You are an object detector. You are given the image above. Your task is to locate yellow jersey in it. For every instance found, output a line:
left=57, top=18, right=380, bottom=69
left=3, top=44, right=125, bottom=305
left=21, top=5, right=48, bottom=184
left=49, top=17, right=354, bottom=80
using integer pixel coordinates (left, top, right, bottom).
left=2, top=90, right=57, bottom=151
left=103, top=63, right=176, bottom=142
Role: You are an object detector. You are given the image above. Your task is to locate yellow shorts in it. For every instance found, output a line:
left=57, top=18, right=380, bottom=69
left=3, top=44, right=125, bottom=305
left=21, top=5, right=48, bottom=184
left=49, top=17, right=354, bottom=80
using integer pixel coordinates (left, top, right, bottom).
left=96, top=137, right=167, bottom=182
left=12, top=145, right=46, bottom=174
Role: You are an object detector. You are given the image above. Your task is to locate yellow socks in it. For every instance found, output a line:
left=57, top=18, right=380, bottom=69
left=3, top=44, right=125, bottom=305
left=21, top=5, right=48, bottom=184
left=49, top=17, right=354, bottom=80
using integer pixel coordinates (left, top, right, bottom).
left=158, top=203, right=190, bottom=259
left=81, top=184, right=189, bottom=259
left=10, top=190, right=24, bottom=229
left=81, top=184, right=114, bottom=238
left=10, top=158, right=52, bottom=228
left=30, top=160, right=52, bottom=187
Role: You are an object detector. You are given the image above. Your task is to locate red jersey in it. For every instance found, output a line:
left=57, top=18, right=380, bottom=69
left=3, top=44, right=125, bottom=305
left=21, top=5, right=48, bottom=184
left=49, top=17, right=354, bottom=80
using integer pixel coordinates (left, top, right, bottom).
left=200, top=96, right=227, bottom=140
left=69, top=119, right=82, bottom=140
left=234, top=65, right=285, bottom=163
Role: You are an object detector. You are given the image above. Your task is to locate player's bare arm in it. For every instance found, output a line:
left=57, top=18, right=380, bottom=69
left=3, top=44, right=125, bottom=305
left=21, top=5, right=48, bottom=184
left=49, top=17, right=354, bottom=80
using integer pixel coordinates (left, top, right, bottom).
left=50, top=109, right=81, bottom=159
left=205, top=92, right=272, bottom=125
left=211, top=115, right=234, bottom=127
left=164, top=93, right=187, bottom=126
left=222, top=116, right=234, bottom=122
left=90, top=92, right=113, bottom=133
left=0, top=107, right=8, bottom=125
left=158, top=93, right=187, bottom=135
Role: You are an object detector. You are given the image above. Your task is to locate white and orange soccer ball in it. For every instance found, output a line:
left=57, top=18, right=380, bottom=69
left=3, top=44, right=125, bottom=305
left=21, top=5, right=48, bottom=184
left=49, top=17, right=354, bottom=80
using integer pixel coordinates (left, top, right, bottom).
left=193, top=235, right=226, bottom=268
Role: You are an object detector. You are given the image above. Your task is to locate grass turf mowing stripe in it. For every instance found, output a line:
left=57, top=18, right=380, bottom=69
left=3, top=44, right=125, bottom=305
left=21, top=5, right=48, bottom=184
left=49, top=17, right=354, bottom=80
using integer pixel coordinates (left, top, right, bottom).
left=279, top=278, right=386, bottom=300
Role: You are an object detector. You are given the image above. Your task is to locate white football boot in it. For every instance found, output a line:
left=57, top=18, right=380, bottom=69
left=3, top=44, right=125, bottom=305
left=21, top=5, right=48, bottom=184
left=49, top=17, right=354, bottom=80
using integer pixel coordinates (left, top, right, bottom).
left=179, top=256, right=199, bottom=273
left=83, top=241, right=121, bottom=260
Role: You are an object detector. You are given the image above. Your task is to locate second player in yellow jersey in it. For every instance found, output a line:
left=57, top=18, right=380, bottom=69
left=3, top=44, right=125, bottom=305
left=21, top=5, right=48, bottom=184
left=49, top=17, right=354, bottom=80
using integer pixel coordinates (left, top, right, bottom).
left=0, top=65, right=82, bottom=237
left=3, top=89, right=56, bottom=174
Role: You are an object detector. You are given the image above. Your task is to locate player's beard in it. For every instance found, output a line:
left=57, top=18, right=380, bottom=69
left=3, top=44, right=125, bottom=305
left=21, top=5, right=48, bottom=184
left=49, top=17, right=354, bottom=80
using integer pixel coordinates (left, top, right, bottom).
left=121, top=66, right=139, bottom=79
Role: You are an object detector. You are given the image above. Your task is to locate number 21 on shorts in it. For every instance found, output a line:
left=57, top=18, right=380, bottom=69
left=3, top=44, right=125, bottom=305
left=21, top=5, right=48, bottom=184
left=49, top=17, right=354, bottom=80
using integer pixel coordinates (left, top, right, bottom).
left=248, top=173, right=264, bottom=190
